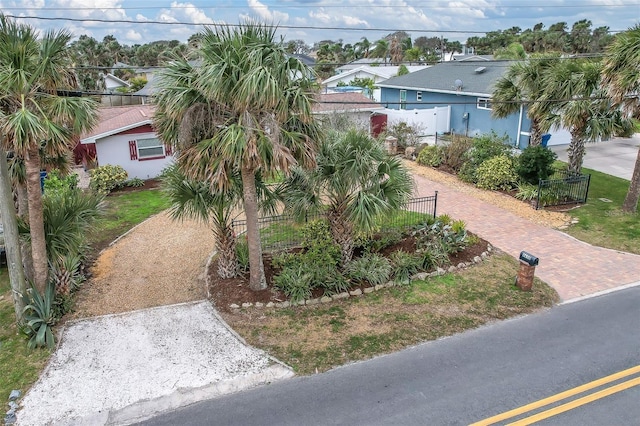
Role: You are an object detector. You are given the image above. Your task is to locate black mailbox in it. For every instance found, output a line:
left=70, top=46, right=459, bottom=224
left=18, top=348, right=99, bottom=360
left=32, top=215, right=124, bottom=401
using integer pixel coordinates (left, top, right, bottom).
left=519, top=251, right=539, bottom=266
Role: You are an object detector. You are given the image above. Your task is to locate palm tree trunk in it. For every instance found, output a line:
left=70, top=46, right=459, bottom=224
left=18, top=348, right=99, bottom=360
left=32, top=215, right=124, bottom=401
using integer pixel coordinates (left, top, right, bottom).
left=566, top=130, right=586, bottom=174
left=241, top=166, right=266, bottom=291
left=216, top=225, right=238, bottom=278
left=529, top=119, right=543, bottom=147
left=622, top=147, right=640, bottom=213
left=16, top=182, right=29, bottom=218
left=24, top=147, right=49, bottom=293
left=328, top=210, right=354, bottom=266
left=0, top=146, right=27, bottom=322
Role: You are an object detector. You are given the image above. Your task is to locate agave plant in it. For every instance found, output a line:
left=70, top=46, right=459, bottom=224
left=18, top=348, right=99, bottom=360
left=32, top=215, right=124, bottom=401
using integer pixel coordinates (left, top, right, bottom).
left=22, top=282, right=57, bottom=349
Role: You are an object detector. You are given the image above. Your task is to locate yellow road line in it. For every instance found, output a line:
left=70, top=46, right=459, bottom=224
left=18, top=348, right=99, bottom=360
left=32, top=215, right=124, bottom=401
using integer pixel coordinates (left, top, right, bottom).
left=470, top=364, right=640, bottom=426
left=507, top=376, right=640, bottom=426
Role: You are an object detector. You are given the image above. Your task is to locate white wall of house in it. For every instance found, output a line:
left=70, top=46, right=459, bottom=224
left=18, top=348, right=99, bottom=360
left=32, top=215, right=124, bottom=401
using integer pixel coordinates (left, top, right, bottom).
left=94, top=131, right=174, bottom=179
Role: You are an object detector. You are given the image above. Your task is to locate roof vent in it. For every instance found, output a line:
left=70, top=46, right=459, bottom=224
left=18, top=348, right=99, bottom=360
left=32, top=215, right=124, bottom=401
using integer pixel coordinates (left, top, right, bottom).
left=474, top=66, right=487, bottom=74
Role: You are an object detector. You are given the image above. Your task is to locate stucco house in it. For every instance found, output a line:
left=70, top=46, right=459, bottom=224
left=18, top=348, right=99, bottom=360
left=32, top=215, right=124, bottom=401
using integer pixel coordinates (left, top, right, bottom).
left=312, top=92, right=384, bottom=133
left=79, top=105, right=174, bottom=180
left=378, top=60, right=534, bottom=149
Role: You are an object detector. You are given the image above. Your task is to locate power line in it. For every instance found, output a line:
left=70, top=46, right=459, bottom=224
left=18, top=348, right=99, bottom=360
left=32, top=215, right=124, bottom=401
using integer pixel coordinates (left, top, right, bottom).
left=4, top=14, right=631, bottom=35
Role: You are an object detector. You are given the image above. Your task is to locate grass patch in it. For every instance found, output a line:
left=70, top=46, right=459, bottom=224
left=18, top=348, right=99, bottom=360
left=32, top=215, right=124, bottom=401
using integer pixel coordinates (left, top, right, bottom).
left=221, top=254, right=558, bottom=375
left=560, top=163, right=640, bottom=254
left=0, top=269, right=50, bottom=401
left=89, top=189, right=170, bottom=251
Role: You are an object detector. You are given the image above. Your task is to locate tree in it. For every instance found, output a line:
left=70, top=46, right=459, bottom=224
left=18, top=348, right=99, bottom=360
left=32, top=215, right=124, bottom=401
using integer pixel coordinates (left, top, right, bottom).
left=371, top=39, right=390, bottom=62
left=0, top=145, right=26, bottom=322
left=0, top=15, right=98, bottom=293
left=535, top=59, right=632, bottom=173
left=492, top=55, right=557, bottom=146
left=493, top=42, right=526, bottom=60
left=280, top=130, right=413, bottom=265
left=154, top=22, right=320, bottom=291
left=601, top=25, right=640, bottom=212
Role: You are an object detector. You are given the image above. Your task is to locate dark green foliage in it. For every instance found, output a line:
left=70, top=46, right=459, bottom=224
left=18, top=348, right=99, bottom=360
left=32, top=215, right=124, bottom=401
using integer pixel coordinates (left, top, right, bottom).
left=89, top=164, right=128, bottom=194
left=44, top=170, right=79, bottom=196
left=236, top=238, right=250, bottom=274
left=344, top=253, right=392, bottom=286
left=412, top=217, right=469, bottom=255
left=516, top=145, right=558, bottom=184
left=273, top=265, right=314, bottom=303
left=368, top=228, right=403, bottom=253
left=389, top=251, right=422, bottom=284
left=22, top=283, right=57, bottom=349
left=126, top=178, right=145, bottom=188
left=416, top=145, right=443, bottom=167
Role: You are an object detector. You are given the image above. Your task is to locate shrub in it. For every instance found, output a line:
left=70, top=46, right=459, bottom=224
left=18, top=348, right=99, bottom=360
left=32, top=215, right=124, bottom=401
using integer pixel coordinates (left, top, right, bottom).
left=89, top=164, right=128, bottom=194
left=516, top=145, right=558, bottom=184
left=475, top=155, right=518, bottom=190
left=273, top=265, right=314, bottom=303
left=368, top=228, right=403, bottom=253
left=390, top=250, right=422, bottom=284
left=235, top=238, right=250, bottom=274
left=126, top=177, right=145, bottom=188
left=413, top=217, right=468, bottom=255
left=44, top=170, right=79, bottom=196
left=419, top=243, right=450, bottom=270
left=515, top=183, right=539, bottom=201
left=344, top=253, right=392, bottom=286
left=441, top=136, right=473, bottom=171
left=22, top=283, right=57, bottom=349
left=459, top=132, right=513, bottom=183
left=416, top=145, right=443, bottom=167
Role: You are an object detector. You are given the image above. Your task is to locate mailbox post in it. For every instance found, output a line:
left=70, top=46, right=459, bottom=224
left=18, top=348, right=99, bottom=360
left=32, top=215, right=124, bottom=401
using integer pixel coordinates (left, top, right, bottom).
left=516, top=251, right=539, bottom=291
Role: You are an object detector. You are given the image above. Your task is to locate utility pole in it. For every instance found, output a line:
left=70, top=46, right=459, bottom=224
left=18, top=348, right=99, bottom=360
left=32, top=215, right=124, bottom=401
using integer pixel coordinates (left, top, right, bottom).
left=0, top=145, right=27, bottom=322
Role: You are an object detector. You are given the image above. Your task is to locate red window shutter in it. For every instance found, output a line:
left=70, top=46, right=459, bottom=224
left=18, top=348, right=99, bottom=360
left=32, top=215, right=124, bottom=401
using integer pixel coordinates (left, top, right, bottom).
left=129, top=140, right=138, bottom=160
left=165, top=143, right=173, bottom=156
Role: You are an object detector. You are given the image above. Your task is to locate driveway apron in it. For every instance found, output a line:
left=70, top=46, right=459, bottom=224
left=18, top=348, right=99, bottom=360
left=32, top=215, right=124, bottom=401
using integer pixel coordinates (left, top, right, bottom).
left=412, top=173, right=640, bottom=301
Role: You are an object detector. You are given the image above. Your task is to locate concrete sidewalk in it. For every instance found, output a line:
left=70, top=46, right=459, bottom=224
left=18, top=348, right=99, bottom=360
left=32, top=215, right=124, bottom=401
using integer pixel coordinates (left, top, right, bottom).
left=413, top=173, right=640, bottom=301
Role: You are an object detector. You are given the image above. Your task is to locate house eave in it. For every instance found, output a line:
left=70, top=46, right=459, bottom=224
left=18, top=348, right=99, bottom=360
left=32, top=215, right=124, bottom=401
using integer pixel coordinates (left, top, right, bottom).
left=378, top=83, right=491, bottom=98
left=81, top=119, right=154, bottom=144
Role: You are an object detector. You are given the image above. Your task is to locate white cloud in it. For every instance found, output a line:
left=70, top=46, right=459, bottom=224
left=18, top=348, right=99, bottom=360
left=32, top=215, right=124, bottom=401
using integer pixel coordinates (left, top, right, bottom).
left=51, top=0, right=128, bottom=20
left=125, top=29, right=142, bottom=42
left=247, top=0, right=289, bottom=23
left=136, top=14, right=150, bottom=22
left=170, top=1, right=214, bottom=24
left=309, top=9, right=332, bottom=24
left=342, top=15, right=369, bottom=27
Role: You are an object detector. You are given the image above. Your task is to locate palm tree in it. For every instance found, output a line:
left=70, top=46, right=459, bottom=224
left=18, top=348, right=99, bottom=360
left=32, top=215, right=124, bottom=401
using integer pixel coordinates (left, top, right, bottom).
left=601, top=25, right=640, bottom=212
left=492, top=56, right=557, bottom=146
left=535, top=59, right=632, bottom=174
left=0, top=15, right=99, bottom=293
left=280, top=129, right=414, bottom=265
left=371, top=39, right=390, bottom=63
left=162, top=164, right=278, bottom=279
left=154, top=22, right=320, bottom=291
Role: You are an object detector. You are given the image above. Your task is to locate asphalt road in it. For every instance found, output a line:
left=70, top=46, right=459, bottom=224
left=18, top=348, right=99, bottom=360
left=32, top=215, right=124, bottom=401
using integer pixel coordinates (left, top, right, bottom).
left=138, top=287, right=640, bottom=426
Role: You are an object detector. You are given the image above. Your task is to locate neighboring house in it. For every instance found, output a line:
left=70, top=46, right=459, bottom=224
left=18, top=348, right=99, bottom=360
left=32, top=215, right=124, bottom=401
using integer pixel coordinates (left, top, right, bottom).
left=334, top=58, right=402, bottom=73
left=322, top=65, right=429, bottom=102
left=378, top=60, right=532, bottom=148
left=312, top=92, right=384, bottom=133
left=79, top=105, right=174, bottom=180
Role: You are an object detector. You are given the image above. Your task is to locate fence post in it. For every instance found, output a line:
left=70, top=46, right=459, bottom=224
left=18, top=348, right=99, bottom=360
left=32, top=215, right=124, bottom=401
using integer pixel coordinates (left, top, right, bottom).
left=433, top=191, right=438, bottom=218
left=536, top=179, right=542, bottom=210
left=584, top=174, right=592, bottom=203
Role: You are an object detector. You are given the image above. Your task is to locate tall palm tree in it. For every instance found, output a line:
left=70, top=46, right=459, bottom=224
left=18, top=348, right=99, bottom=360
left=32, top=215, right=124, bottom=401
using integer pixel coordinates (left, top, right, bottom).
left=371, top=39, right=390, bottom=63
left=534, top=59, right=632, bottom=174
left=601, top=25, right=640, bottom=212
left=280, top=130, right=414, bottom=265
left=0, top=15, right=98, bottom=293
left=154, top=22, right=320, bottom=291
left=492, top=56, right=557, bottom=146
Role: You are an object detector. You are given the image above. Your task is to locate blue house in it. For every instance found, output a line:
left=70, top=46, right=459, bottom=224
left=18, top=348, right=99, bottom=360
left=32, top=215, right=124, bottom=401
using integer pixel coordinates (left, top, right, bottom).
left=378, top=60, right=532, bottom=149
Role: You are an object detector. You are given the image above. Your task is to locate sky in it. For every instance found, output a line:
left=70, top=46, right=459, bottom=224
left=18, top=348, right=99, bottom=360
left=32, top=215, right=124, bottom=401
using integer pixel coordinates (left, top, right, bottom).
left=1, top=0, right=638, bottom=47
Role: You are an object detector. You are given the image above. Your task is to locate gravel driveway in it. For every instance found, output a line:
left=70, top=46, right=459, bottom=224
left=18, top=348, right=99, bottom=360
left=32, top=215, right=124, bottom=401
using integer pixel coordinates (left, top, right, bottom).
left=17, top=210, right=293, bottom=425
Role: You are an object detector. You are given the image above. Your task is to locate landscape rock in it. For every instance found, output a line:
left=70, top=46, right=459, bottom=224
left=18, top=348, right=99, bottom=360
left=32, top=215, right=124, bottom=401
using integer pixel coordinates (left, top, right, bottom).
left=363, top=287, right=374, bottom=294
left=349, top=289, right=362, bottom=296
left=254, top=302, right=263, bottom=308
left=473, top=256, right=482, bottom=263
left=412, top=272, right=429, bottom=281
left=265, top=302, right=274, bottom=308
left=241, top=302, right=253, bottom=308
left=307, top=298, right=319, bottom=305
left=8, top=391, right=20, bottom=401
left=229, top=303, right=240, bottom=309
left=320, top=296, right=332, bottom=303
left=448, top=266, right=457, bottom=273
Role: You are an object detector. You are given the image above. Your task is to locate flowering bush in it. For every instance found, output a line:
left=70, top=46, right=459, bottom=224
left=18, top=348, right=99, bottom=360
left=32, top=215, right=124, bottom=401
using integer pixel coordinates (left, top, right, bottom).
left=89, top=164, right=128, bottom=194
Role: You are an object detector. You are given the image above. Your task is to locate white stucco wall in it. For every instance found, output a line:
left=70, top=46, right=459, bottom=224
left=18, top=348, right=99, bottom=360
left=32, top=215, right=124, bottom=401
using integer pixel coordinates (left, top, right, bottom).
left=94, top=131, right=174, bottom=180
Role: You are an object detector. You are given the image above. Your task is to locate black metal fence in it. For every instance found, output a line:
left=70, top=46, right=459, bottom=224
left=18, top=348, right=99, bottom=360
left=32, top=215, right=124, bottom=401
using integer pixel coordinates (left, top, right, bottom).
left=535, top=170, right=591, bottom=210
left=232, top=193, right=438, bottom=252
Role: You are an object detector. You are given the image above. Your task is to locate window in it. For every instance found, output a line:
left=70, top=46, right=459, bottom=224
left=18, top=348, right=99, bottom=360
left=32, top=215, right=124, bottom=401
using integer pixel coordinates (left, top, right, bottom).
left=137, top=138, right=165, bottom=159
left=400, top=90, right=407, bottom=110
left=416, top=91, right=422, bottom=101
left=477, top=98, right=492, bottom=110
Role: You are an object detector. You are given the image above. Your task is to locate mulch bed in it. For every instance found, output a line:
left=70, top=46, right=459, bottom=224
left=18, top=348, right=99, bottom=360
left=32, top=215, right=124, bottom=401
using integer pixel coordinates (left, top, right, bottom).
left=208, top=233, right=489, bottom=313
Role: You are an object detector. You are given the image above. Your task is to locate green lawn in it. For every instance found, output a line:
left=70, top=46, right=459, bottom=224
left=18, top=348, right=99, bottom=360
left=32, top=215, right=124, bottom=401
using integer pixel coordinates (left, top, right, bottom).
left=0, top=187, right=171, bottom=401
left=563, top=164, right=640, bottom=254
left=0, top=270, right=50, bottom=402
